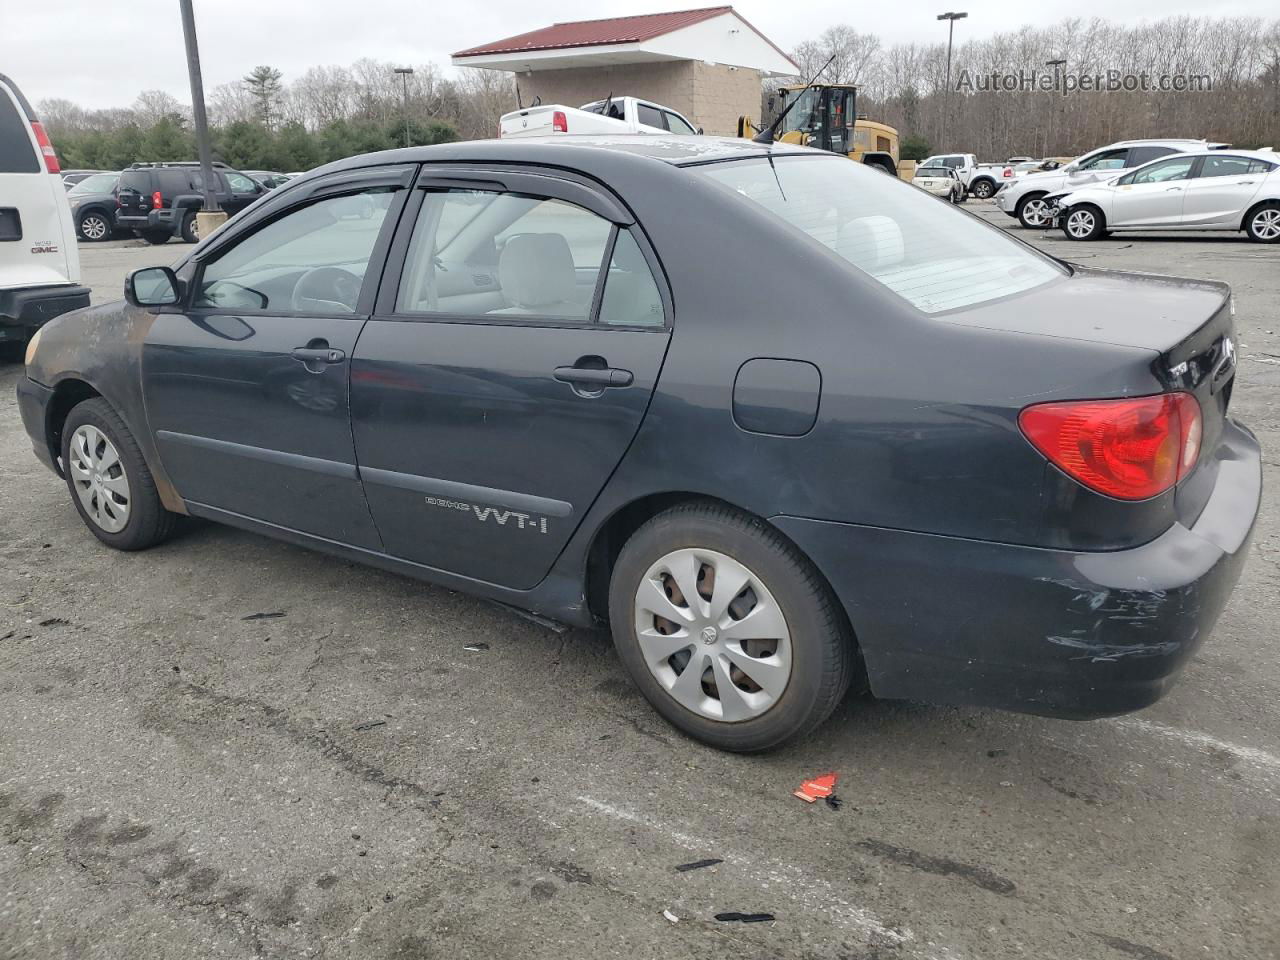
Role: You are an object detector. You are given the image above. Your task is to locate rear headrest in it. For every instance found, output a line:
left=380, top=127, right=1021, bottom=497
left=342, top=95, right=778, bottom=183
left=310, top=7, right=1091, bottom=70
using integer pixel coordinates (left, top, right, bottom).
left=499, top=233, right=575, bottom=308
left=835, top=216, right=905, bottom=271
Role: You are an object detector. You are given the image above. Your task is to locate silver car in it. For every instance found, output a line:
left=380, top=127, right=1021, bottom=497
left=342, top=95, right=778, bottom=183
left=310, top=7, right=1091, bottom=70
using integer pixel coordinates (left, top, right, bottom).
left=1049, top=150, right=1280, bottom=243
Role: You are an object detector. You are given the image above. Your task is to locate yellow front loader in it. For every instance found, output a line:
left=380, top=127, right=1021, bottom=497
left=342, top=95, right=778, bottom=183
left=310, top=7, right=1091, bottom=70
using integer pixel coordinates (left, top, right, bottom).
left=738, top=84, right=915, bottom=180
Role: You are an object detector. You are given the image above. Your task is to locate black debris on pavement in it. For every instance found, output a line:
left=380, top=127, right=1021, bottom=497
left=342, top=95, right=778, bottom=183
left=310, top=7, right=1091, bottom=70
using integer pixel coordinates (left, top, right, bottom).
left=675, top=858, right=723, bottom=872
left=987, top=749, right=1008, bottom=758
left=715, top=912, right=775, bottom=923
left=825, top=795, right=843, bottom=810
left=242, top=612, right=286, bottom=621
left=354, top=720, right=387, bottom=731
left=39, top=618, right=68, bottom=627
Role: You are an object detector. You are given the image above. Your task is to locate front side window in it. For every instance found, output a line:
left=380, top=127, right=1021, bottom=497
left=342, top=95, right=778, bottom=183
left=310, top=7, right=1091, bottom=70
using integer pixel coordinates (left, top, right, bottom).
left=636, top=104, right=665, bottom=130
left=695, top=155, right=1063, bottom=314
left=1129, top=156, right=1195, bottom=184
left=68, top=173, right=118, bottom=195
left=226, top=171, right=258, bottom=193
left=664, top=111, right=697, bottom=135
left=194, top=187, right=394, bottom=313
left=1077, top=149, right=1130, bottom=172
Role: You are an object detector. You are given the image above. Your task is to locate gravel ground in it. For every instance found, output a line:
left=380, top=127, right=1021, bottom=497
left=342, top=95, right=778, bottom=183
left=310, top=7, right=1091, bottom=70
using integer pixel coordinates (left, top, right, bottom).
left=1, top=209, right=1278, bottom=960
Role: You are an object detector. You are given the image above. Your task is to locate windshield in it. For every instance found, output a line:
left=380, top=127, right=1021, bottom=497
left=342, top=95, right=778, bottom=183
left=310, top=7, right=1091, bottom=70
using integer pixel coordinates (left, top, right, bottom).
left=776, top=89, right=822, bottom=143
left=69, top=173, right=117, bottom=195
left=694, top=155, right=1064, bottom=314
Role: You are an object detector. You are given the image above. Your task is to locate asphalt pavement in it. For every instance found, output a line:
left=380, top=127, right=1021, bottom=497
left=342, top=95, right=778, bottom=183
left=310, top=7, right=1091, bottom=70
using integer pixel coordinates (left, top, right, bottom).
left=2, top=211, right=1278, bottom=960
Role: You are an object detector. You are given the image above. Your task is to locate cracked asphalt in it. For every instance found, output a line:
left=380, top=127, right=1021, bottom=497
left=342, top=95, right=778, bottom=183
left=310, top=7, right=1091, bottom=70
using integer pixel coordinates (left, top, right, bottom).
left=2, top=211, right=1279, bottom=960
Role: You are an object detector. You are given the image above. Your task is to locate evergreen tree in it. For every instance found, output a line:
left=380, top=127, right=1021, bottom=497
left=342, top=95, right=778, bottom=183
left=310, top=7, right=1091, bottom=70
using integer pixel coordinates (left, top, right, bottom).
left=243, top=66, right=283, bottom=130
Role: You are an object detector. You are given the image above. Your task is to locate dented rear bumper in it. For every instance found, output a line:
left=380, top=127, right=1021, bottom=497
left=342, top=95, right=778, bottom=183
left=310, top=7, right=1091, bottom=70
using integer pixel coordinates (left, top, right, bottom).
left=772, top=420, right=1261, bottom=719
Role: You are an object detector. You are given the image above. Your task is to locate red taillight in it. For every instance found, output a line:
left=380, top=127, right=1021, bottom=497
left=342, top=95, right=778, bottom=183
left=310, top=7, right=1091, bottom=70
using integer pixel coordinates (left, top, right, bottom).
left=1019, top=393, right=1202, bottom=501
left=1002, top=166, right=1013, bottom=177
left=152, top=191, right=163, bottom=209
left=30, top=121, right=60, bottom=173
left=552, top=110, right=568, bottom=133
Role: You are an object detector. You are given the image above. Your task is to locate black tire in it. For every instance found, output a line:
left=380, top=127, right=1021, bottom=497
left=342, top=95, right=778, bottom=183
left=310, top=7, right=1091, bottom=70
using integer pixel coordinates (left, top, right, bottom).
left=180, top=212, right=199, bottom=244
left=607, top=501, right=856, bottom=752
left=1016, top=192, right=1051, bottom=229
left=1244, top=201, right=1280, bottom=243
left=76, top=209, right=112, bottom=242
left=1061, top=204, right=1107, bottom=241
left=60, top=398, right=177, bottom=551
left=970, top=178, right=995, bottom=199
left=140, top=229, right=170, bottom=245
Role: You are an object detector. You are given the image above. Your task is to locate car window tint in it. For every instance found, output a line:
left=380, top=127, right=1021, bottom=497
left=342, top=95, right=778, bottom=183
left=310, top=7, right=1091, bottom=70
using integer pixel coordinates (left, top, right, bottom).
left=636, top=104, right=665, bottom=129
left=1126, top=146, right=1177, bottom=167
left=158, top=169, right=190, bottom=194
left=1078, top=149, right=1130, bottom=171
left=1129, top=156, right=1195, bottom=184
left=194, top=187, right=394, bottom=313
left=118, top=170, right=148, bottom=193
left=664, top=111, right=697, bottom=135
left=1199, top=155, right=1266, bottom=178
left=598, top=230, right=663, bottom=327
left=226, top=171, right=257, bottom=192
left=696, top=155, right=1063, bottom=315
left=940, top=156, right=962, bottom=168
left=0, top=90, right=38, bottom=173
left=916, top=167, right=948, bottom=177
left=396, top=190, right=613, bottom=322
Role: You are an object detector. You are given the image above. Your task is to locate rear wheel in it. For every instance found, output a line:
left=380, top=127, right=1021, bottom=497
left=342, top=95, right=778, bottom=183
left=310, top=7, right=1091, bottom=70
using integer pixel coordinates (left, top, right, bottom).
left=1062, top=204, right=1106, bottom=241
left=1245, top=202, right=1280, bottom=243
left=77, top=210, right=112, bottom=242
left=970, top=178, right=995, bottom=199
left=608, top=502, right=855, bottom=752
left=1017, top=193, right=1051, bottom=229
left=61, top=398, right=177, bottom=551
left=180, top=212, right=199, bottom=244
left=140, top=229, right=170, bottom=245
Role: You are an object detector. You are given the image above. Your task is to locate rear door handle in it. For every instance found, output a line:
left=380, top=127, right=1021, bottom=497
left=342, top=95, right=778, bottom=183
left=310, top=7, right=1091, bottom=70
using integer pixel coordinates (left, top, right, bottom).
left=553, top=366, right=634, bottom=388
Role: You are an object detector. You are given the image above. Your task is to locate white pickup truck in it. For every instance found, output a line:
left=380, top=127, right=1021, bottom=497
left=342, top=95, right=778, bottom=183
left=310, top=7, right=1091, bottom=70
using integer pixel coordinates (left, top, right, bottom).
left=500, top=96, right=701, bottom=139
left=919, top=154, right=1017, bottom=199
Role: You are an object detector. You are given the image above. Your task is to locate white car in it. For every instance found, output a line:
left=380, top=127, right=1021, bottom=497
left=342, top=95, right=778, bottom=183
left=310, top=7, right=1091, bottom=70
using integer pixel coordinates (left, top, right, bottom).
left=912, top=163, right=965, bottom=202
left=500, top=96, right=699, bottom=139
left=995, top=139, right=1227, bottom=229
left=0, top=71, right=89, bottom=353
left=918, top=153, right=1015, bottom=199
left=1049, top=149, right=1280, bottom=242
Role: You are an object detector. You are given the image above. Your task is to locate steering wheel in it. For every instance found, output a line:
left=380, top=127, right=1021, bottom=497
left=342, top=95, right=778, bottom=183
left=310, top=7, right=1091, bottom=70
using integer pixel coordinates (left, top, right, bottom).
left=291, top=267, right=362, bottom=314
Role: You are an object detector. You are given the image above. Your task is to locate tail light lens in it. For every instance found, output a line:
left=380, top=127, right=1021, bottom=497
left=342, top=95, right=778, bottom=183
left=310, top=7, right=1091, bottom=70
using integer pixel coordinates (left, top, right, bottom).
left=1019, top=393, right=1202, bottom=500
left=1002, top=166, right=1013, bottom=177
left=152, top=191, right=163, bottom=209
left=552, top=110, right=568, bottom=133
left=30, top=121, right=60, bottom=173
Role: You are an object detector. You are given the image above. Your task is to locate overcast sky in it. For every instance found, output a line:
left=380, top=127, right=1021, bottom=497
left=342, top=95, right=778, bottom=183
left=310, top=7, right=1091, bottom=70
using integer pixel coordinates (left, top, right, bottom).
left=4, top=0, right=1275, bottom=109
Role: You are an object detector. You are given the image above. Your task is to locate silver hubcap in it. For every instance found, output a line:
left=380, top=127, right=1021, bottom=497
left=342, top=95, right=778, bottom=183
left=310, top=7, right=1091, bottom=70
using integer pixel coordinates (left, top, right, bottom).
left=81, top=216, right=107, bottom=240
left=633, top=548, right=792, bottom=722
left=1254, top=209, right=1280, bottom=240
left=1023, top=199, right=1049, bottom=226
left=68, top=425, right=130, bottom=533
left=1066, top=210, right=1096, bottom=238
left=975, top=183, right=991, bottom=198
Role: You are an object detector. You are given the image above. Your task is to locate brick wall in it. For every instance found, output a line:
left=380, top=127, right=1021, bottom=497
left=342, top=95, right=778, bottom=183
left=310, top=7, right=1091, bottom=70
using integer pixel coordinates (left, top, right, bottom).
left=516, top=61, right=763, bottom=138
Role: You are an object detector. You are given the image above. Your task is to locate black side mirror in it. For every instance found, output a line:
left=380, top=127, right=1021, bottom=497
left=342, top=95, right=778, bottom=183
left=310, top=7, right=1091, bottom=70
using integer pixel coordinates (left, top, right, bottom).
left=696, top=126, right=704, bottom=135
left=126, top=266, right=181, bottom=307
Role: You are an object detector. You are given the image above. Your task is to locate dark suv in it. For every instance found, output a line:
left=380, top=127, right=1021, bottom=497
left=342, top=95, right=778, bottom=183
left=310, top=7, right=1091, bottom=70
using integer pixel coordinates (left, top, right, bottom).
left=115, top=162, right=265, bottom=244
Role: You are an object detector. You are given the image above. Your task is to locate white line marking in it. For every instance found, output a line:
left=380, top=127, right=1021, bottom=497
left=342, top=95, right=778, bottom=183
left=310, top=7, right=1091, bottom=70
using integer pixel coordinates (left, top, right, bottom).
left=1111, top=718, right=1280, bottom=776
left=576, top=795, right=925, bottom=951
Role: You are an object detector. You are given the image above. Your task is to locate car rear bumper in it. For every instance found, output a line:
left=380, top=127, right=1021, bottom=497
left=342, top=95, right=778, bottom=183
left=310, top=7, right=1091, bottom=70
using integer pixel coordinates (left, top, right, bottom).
left=116, top=209, right=183, bottom=234
left=0, top=284, right=91, bottom=333
left=16, top=374, right=57, bottom=473
left=771, top=420, right=1261, bottom=719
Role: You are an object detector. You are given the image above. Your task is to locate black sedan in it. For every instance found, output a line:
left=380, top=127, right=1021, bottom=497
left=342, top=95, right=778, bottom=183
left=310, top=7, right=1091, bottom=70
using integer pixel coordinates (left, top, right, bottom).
left=16, top=137, right=1261, bottom=751
left=65, top=172, right=122, bottom=242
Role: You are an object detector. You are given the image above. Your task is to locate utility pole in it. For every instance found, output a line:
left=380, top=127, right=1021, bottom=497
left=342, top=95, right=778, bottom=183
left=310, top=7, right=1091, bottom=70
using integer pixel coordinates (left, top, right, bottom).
left=393, top=67, right=414, bottom=148
left=178, top=0, right=221, bottom=235
left=936, top=11, right=968, bottom=149
left=1045, top=59, right=1067, bottom=157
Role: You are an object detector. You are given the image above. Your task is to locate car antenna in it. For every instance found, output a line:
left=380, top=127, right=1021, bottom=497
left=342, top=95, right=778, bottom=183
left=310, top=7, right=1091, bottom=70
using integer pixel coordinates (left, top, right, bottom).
left=603, top=91, right=614, bottom=118
left=754, top=54, right=836, bottom=145
left=516, top=83, right=523, bottom=110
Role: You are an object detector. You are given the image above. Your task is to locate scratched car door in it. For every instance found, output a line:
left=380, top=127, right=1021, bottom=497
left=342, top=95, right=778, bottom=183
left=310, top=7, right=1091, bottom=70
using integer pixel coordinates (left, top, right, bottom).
left=351, top=168, right=671, bottom=590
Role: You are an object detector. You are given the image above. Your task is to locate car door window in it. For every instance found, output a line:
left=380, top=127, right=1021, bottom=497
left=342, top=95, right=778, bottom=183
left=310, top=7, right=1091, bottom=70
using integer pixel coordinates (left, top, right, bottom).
left=1129, top=156, right=1196, bottom=184
left=598, top=229, right=664, bottom=327
left=1077, top=149, right=1131, bottom=171
left=225, top=171, right=258, bottom=193
left=664, top=110, right=697, bottom=135
left=941, top=156, right=962, bottom=168
left=395, top=190, right=615, bottom=322
left=193, top=188, right=395, bottom=313
left=1199, top=155, right=1266, bottom=178
left=636, top=104, right=665, bottom=130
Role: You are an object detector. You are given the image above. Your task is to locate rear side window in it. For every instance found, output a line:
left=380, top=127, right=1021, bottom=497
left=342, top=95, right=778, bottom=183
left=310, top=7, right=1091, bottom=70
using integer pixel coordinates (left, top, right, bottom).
left=695, top=155, right=1063, bottom=315
left=158, top=170, right=191, bottom=195
left=0, top=88, right=38, bottom=173
left=1199, top=155, right=1274, bottom=178
left=1126, top=146, right=1178, bottom=167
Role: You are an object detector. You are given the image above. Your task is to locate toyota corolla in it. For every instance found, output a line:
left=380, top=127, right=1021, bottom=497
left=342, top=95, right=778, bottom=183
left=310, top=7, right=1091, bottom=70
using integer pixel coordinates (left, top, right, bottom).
left=17, top=137, right=1261, bottom=751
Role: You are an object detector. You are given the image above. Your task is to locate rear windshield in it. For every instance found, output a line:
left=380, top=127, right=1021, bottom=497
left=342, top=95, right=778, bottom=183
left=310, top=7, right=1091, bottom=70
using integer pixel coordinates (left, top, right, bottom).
left=693, top=155, right=1064, bottom=314
left=0, top=87, right=39, bottom=173
left=916, top=167, right=948, bottom=177
left=118, top=170, right=150, bottom=192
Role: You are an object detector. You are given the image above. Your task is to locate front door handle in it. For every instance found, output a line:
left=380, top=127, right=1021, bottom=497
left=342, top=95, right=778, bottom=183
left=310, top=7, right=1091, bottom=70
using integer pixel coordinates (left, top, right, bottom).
left=1164, top=186, right=1183, bottom=191
left=292, top=346, right=346, bottom=364
left=554, top=365, right=633, bottom=388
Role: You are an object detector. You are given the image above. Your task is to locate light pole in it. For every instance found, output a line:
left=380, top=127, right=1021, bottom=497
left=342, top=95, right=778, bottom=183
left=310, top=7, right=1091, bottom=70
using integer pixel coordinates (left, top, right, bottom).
left=1045, top=59, right=1067, bottom=156
left=936, top=11, right=967, bottom=148
left=393, top=67, right=414, bottom=148
left=177, top=0, right=219, bottom=224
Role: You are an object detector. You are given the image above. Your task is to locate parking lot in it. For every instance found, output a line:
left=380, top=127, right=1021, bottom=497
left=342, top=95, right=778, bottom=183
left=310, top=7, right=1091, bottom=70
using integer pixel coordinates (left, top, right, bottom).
left=2, top=208, right=1278, bottom=960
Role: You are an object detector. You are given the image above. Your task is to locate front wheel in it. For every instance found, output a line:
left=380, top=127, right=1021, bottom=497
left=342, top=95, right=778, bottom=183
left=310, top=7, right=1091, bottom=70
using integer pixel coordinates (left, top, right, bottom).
left=1245, top=203, right=1280, bottom=243
left=1016, top=194, right=1051, bottom=229
left=1062, top=204, right=1106, bottom=241
left=61, top=398, right=177, bottom=551
left=608, top=502, right=856, bottom=752
left=140, top=229, right=170, bottom=245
